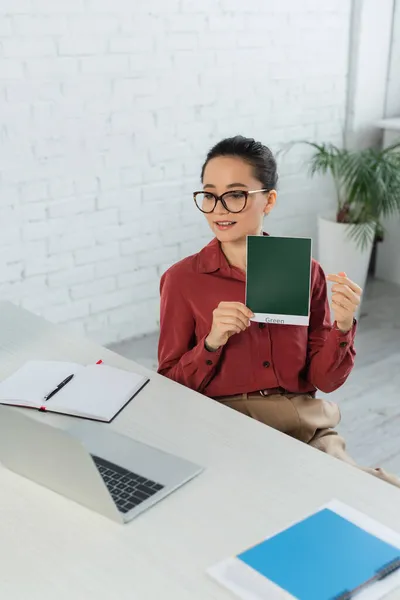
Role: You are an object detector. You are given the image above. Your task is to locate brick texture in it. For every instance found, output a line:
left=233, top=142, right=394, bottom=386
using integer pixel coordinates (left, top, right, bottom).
left=0, top=0, right=351, bottom=343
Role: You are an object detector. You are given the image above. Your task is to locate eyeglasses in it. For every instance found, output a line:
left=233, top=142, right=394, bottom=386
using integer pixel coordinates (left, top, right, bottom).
left=193, top=189, right=269, bottom=214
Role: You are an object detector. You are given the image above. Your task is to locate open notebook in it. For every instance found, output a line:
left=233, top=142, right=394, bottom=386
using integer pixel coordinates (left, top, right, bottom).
left=0, top=360, right=149, bottom=422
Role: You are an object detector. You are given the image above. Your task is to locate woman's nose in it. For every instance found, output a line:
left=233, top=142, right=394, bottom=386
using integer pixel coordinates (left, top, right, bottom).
left=213, top=198, right=230, bottom=214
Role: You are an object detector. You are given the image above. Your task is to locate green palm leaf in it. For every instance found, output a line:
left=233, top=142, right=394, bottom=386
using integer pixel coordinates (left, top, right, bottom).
left=293, top=140, right=400, bottom=249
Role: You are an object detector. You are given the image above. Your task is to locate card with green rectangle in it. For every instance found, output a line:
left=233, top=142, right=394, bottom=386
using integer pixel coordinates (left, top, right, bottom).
left=246, top=236, right=312, bottom=326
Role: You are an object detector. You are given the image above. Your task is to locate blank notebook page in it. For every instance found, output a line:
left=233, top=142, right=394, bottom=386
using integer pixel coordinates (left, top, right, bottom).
left=48, top=364, right=145, bottom=420
left=0, top=360, right=82, bottom=404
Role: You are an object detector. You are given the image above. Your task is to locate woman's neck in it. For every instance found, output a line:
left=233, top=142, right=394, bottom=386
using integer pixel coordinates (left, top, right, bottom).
left=220, top=227, right=264, bottom=271
left=220, top=238, right=247, bottom=271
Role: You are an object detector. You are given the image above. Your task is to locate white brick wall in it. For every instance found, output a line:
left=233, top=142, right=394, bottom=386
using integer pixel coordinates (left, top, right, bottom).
left=0, top=0, right=352, bottom=344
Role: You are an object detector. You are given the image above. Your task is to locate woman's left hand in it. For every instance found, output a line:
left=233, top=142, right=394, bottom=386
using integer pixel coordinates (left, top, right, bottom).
left=326, top=271, right=362, bottom=333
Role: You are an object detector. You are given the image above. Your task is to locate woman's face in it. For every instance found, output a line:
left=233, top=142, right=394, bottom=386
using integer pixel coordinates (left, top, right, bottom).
left=201, top=156, right=276, bottom=243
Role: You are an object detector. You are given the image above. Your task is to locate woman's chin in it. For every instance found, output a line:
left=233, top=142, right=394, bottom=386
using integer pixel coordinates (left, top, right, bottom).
left=213, top=225, right=245, bottom=243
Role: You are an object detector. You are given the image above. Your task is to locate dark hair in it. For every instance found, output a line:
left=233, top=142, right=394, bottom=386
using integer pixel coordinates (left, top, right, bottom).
left=200, top=135, right=278, bottom=189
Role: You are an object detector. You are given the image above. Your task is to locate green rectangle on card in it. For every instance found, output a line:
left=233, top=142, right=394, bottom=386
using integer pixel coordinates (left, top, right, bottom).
left=246, top=236, right=312, bottom=326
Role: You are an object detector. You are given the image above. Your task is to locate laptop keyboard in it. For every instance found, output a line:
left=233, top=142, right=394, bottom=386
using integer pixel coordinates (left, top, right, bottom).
left=92, top=455, right=164, bottom=514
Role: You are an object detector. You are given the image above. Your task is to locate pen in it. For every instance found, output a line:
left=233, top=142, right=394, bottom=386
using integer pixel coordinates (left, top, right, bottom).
left=44, top=374, right=74, bottom=401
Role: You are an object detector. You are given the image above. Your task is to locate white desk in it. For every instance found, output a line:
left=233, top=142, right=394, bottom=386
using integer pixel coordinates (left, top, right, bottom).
left=0, top=302, right=399, bottom=600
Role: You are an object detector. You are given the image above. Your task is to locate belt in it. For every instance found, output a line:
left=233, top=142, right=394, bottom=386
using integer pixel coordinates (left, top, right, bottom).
left=216, top=387, right=316, bottom=401
left=248, top=388, right=316, bottom=398
left=215, top=387, right=287, bottom=401
left=249, top=387, right=288, bottom=397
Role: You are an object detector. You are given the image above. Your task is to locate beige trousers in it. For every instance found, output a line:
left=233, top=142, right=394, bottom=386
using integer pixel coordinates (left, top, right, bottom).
left=217, top=393, right=400, bottom=489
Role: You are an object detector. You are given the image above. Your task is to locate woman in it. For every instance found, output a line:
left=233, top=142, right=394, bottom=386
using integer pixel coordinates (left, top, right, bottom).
left=158, top=135, right=399, bottom=488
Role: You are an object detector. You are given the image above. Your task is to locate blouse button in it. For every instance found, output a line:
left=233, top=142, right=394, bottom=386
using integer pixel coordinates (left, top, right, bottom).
left=263, top=361, right=270, bottom=368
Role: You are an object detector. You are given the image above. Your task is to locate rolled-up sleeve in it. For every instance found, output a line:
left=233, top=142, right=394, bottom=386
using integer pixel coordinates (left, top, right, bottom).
left=307, top=263, right=356, bottom=393
left=157, top=270, right=223, bottom=393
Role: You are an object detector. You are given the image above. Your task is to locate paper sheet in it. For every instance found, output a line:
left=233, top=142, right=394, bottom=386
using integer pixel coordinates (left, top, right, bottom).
left=0, top=360, right=83, bottom=405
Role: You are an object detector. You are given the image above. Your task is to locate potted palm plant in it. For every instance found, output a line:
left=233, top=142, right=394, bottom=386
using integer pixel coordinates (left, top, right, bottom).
left=301, top=141, right=400, bottom=311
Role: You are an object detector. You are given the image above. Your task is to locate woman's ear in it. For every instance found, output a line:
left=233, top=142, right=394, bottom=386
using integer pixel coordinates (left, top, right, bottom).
left=263, top=190, right=277, bottom=215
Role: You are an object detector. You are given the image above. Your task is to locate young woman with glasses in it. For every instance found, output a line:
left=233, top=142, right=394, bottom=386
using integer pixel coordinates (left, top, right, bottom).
left=158, top=135, right=399, bottom=488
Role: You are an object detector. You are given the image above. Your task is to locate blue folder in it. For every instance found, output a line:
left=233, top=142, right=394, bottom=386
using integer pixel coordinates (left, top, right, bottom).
left=237, top=508, right=400, bottom=600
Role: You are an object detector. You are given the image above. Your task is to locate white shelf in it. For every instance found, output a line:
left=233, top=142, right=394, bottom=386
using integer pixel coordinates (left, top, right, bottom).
left=376, top=117, right=400, bottom=131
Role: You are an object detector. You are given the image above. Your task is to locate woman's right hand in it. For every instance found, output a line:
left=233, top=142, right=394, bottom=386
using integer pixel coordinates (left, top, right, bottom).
left=205, top=302, right=254, bottom=351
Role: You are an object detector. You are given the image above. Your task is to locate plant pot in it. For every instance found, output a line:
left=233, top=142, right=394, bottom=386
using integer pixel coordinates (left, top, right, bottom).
left=318, top=216, right=374, bottom=320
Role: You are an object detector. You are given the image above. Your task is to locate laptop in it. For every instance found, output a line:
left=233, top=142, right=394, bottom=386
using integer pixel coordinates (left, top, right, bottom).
left=0, top=406, right=203, bottom=524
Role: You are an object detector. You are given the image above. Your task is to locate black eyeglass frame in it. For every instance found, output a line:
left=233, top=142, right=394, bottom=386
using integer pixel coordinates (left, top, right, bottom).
left=193, top=189, right=269, bottom=214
